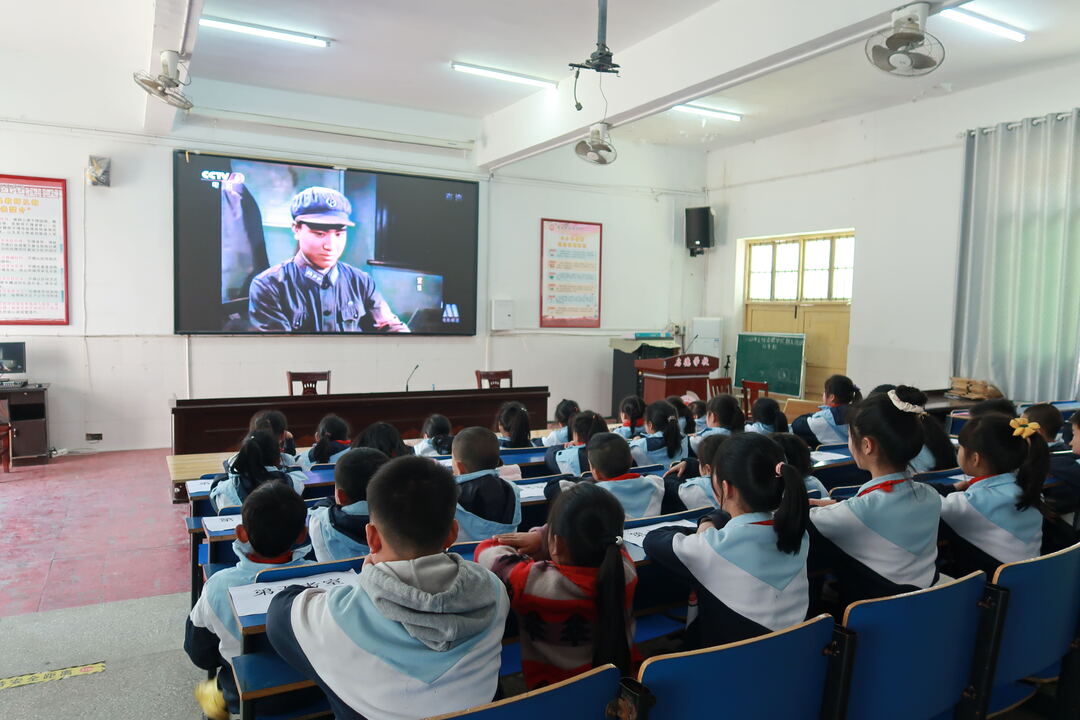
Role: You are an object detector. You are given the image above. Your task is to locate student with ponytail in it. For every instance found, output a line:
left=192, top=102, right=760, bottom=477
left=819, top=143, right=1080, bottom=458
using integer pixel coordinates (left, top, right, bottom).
left=414, top=414, right=455, bottom=457
left=211, top=429, right=306, bottom=512
left=629, top=400, right=690, bottom=470
left=643, top=432, right=810, bottom=649
left=868, top=384, right=956, bottom=473
left=771, top=433, right=828, bottom=498
left=808, top=386, right=942, bottom=605
left=689, top=394, right=744, bottom=455
left=689, top=400, right=708, bottom=433
left=299, top=414, right=351, bottom=470
left=222, top=409, right=298, bottom=471
left=496, top=401, right=539, bottom=448
left=614, top=395, right=647, bottom=440
left=544, top=410, right=608, bottom=476
left=476, top=482, right=636, bottom=688
left=746, top=397, right=788, bottom=435
left=666, top=395, right=697, bottom=436
left=542, top=399, right=581, bottom=447
left=792, top=374, right=862, bottom=448
left=932, top=413, right=1049, bottom=576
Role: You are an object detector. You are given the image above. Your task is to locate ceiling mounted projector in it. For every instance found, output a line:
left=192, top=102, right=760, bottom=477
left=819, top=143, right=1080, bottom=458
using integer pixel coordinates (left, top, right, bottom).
left=133, top=50, right=193, bottom=110
left=865, top=2, right=944, bottom=77
left=570, top=0, right=619, bottom=74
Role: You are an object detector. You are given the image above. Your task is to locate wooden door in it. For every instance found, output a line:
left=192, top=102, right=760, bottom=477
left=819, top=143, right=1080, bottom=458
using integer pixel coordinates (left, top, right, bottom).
left=744, top=303, right=850, bottom=399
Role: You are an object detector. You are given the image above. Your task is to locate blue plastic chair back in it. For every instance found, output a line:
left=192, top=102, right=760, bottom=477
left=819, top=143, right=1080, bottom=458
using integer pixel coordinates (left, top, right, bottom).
left=988, top=543, right=1080, bottom=711
left=828, top=484, right=861, bottom=500
left=254, top=556, right=365, bottom=583
left=624, top=506, right=712, bottom=529
left=843, top=572, right=985, bottom=720
left=638, top=615, right=834, bottom=720
left=912, top=468, right=964, bottom=485
left=947, top=410, right=970, bottom=436
left=429, top=664, right=619, bottom=719
left=449, top=540, right=481, bottom=562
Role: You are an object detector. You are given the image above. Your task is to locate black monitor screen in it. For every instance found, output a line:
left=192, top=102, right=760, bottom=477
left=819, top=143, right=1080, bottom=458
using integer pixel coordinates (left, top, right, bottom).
left=0, top=342, right=25, bottom=373
left=173, top=151, right=479, bottom=335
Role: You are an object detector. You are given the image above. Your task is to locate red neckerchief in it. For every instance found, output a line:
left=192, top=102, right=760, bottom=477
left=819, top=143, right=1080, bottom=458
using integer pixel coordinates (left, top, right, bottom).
left=333, top=439, right=351, bottom=447
left=622, top=420, right=645, bottom=428
left=966, top=475, right=994, bottom=488
left=606, top=473, right=641, bottom=482
left=751, top=519, right=774, bottom=526
left=857, top=478, right=909, bottom=496
left=825, top=402, right=843, bottom=408
left=247, top=552, right=292, bottom=565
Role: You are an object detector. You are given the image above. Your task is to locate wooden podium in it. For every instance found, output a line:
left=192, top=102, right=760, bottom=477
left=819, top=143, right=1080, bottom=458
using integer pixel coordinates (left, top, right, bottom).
left=634, top=354, right=719, bottom=404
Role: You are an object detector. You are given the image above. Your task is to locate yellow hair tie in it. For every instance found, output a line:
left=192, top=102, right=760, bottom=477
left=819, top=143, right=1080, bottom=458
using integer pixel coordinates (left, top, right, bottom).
left=1009, top=417, right=1040, bottom=439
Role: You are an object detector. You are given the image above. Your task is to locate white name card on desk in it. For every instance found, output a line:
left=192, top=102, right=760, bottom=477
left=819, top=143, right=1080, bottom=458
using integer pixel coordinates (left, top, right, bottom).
left=229, top=571, right=357, bottom=617
left=811, top=451, right=848, bottom=465
left=623, top=519, right=697, bottom=547
left=186, top=479, right=213, bottom=495
left=517, top=482, right=547, bottom=500
left=202, top=515, right=242, bottom=533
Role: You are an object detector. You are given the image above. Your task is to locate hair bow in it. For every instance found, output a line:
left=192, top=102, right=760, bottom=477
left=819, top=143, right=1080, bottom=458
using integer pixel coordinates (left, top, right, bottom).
left=1010, top=417, right=1040, bottom=439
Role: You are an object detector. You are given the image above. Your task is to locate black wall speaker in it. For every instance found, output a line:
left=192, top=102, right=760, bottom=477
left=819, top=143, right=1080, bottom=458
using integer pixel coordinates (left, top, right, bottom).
left=685, top=206, right=713, bottom=256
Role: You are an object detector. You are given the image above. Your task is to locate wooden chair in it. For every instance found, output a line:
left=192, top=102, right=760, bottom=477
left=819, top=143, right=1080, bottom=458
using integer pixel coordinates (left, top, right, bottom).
left=287, top=371, right=330, bottom=396
left=740, top=380, right=769, bottom=414
left=638, top=615, right=835, bottom=719
left=0, top=398, right=11, bottom=472
left=841, top=571, right=987, bottom=719
left=475, top=370, right=512, bottom=389
left=707, top=377, right=733, bottom=398
left=428, top=664, right=619, bottom=719
left=784, top=397, right=821, bottom=419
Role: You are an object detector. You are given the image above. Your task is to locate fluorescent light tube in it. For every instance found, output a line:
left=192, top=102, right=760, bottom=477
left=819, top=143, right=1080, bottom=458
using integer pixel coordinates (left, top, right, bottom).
left=450, top=62, right=556, bottom=89
left=940, top=8, right=1026, bottom=42
left=673, top=104, right=742, bottom=122
left=199, top=16, right=330, bottom=47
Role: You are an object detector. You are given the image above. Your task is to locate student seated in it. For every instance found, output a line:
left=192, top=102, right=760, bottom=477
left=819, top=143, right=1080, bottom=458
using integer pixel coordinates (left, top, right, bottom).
left=1045, top=413, right=1080, bottom=508
left=674, top=433, right=728, bottom=511
left=544, top=410, right=608, bottom=476
left=298, top=414, right=351, bottom=470
left=413, top=414, right=454, bottom=457
left=451, top=427, right=522, bottom=540
left=666, top=395, right=697, bottom=436
left=585, top=432, right=664, bottom=518
left=542, top=398, right=580, bottom=447
left=770, top=433, right=828, bottom=498
left=186, top=482, right=312, bottom=719
left=643, top=432, right=810, bottom=650
left=689, top=399, right=708, bottom=434
left=266, top=456, right=510, bottom=720
left=352, top=421, right=413, bottom=458
left=210, top=430, right=306, bottom=512
left=496, top=401, right=542, bottom=448
left=868, top=384, right=957, bottom=472
left=689, top=394, right=744, bottom=455
left=614, top=395, right=646, bottom=440
left=476, top=482, right=636, bottom=689
left=222, top=409, right=297, bottom=472
left=629, top=400, right=690, bottom=470
left=1022, top=403, right=1067, bottom=451
left=932, top=413, right=1047, bottom=577
left=746, top=397, right=788, bottom=435
left=808, top=386, right=942, bottom=607
left=791, top=374, right=861, bottom=448
left=970, top=397, right=1019, bottom=418
left=308, top=448, right=389, bottom=561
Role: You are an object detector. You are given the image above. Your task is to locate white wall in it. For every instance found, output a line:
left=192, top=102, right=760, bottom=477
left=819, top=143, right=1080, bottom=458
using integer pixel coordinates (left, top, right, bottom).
left=704, top=58, right=1080, bottom=392
left=0, top=116, right=705, bottom=452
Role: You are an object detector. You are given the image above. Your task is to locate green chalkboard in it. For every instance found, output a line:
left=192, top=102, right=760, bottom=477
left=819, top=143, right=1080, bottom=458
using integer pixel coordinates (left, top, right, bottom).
left=735, top=333, right=806, bottom=397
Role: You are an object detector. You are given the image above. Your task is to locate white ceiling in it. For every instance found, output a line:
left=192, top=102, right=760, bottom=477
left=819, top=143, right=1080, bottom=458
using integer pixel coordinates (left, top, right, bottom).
left=190, top=0, right=718, bottom=117
left=618, top=0, right=1080, bottom=149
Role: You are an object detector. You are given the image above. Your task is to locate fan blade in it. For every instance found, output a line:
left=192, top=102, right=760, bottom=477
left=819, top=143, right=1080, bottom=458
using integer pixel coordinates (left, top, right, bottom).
left=870, top=45, right=897, bottom=71
left=164, top=88, right=193, bottom=110
left=885, top=29, right=924, bottom=50
left=908, top=52, right=938, bottom=70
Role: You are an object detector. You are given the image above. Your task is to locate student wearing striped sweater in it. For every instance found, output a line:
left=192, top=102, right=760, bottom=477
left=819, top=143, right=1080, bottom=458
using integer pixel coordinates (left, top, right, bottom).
left=475, top=482, right=636, bottom=689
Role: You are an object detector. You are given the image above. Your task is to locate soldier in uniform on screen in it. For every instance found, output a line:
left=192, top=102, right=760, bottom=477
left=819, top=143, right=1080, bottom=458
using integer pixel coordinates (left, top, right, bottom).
left=248, top=187, right=410, bottom=333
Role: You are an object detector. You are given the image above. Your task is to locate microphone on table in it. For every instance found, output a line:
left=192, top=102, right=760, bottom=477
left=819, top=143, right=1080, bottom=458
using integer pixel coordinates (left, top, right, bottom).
left=684, top=334, right=699, bottom=354
left=405, top=363, right=421, bottom=392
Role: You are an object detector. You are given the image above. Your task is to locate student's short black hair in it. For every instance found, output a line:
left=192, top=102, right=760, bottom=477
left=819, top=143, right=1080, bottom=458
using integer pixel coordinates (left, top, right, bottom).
left=367, top=456, right=457, bottom=555
left=353, top=421, right=412, bottom=458
left=586, top=432, right=633, bottom=479
left=689, top=400, right=707, bottom=419
left=250, top=409, right=288, bottom=437
left=452, top=426, right=501, bottom=472
left=696, top=433, right=728, bottom=473
left=241, top=482, right=306, bottom=558
left=334, top=447, right=390, bottom=503
left=1022, top=403, right=1064, bottom=440
left=824, top=375, right=862, bottom=404
left=970, top=398, right=1018, bottom=418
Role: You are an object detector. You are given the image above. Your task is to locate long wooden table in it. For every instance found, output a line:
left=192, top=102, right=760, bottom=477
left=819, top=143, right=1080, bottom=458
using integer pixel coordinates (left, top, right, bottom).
left=171, top=386, right=550, bottom=455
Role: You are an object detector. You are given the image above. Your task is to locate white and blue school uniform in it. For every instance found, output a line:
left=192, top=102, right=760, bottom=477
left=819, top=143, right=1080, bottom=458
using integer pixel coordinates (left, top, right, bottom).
left=595, top=473, right=665, bottom=519
left=553, top=445, right=588, bottom=476
left=308, top=501, right=371, bottom=562
left=265, top=553, right=510, bottom=720
left=413, top=438, right=439, bottom=457
left=541, top=426, right=570, bottom=447
left=186, top=540, right=309, bottom=708
left=677, top=476, right=720, bottom=510
left=298, top=444, right=350, bottom=471
left=453, top=469, right=522, bottom=541
left=939, top=473, right=1042, bottom=570
left=694, top=417, right=708, bottom=434
left=631, top=431, right=690, bottom=470
left=804, top=475, right=829, bottom=499
left=745, top=422, right=774, bottom=435
left=792, top=405, right=851, bottom=448
left=643, top=512, right=809, bottom=649
left=614, top=422, right=646, bottom=440
left=210, top=466, right=306, bottom=512
left=689, top=426, right=730, bottom=456
left=222, top=451, right=298, bottom=473
left=498, top=436, right=543, bottom=448
left=1045, top=454, right=1080, bottom=505
left=809, top=472, right=941, bottom=603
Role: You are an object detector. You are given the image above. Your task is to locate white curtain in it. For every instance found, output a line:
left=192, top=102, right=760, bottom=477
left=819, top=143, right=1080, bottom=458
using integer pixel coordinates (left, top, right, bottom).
left=953, top=109, right=1080, bottom=402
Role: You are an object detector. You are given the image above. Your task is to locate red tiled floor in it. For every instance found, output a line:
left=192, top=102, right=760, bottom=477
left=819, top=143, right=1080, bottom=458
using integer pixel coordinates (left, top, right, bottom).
left=0, top=448, right=188, bottom=617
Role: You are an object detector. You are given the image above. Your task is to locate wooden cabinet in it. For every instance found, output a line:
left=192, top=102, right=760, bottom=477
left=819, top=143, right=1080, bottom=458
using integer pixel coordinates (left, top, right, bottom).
left=0, top=385, right=49, bottom=461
